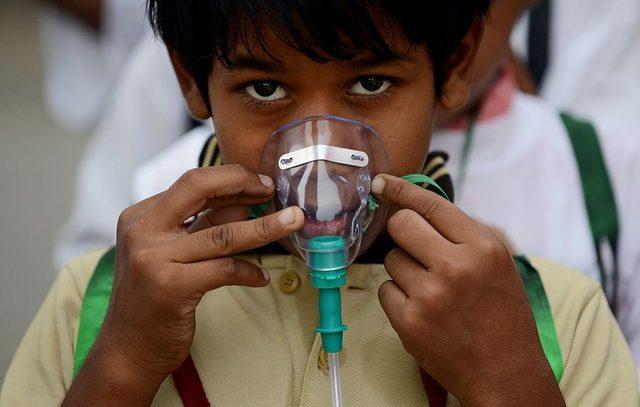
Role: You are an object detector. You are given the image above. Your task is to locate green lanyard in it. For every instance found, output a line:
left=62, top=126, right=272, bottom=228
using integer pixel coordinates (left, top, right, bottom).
left=455, top=115, right=478, bottom=195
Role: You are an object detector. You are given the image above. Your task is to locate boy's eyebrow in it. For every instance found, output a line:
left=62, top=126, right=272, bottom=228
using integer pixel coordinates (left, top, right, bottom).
left=347, top=53, right=416, bottom=69
left=226, top=54, right=285, bottom=72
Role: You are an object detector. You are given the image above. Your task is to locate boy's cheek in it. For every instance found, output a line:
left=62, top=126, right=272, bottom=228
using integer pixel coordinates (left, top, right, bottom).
left=380, top=129, right=431, bottom=176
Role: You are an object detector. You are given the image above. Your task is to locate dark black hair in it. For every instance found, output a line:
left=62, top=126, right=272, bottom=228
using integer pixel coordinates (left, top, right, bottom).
left=148, top=0, right=490, bottom=104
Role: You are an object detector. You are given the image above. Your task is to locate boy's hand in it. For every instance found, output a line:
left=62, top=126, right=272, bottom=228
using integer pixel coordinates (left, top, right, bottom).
left=66, top=165, right=303, bottom=405
left=371, top=175, right=564, bottom=407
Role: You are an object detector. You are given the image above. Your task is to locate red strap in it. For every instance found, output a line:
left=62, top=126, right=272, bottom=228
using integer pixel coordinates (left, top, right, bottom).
left=172, top=355, right=210, bottom=407
left=172, top=355, right=444, bottom=406
left=420, top=368, right=447, bottom=407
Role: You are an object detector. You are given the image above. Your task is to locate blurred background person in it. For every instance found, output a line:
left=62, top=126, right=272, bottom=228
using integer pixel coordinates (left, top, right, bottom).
left=39, top=0, right=147, bottom=133
left=52, top=35, right=204, bottom=267
left=511, top=0, right=640, bottom=128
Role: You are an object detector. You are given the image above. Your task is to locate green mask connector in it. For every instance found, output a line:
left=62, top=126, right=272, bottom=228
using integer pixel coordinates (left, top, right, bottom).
left=308, top=236, right=348, bottom=354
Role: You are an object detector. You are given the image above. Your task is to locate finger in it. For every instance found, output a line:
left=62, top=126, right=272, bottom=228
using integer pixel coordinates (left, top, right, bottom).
left=168, top=206, right=304, bottom=263
left=378, top=280, right=408, bottom=326
left=371, top=174, right=480, bottom=243
left=384, top=248, right=434, bottom=295
left=177, top=257, right=271, bottom=294
left=188, top=206, right=250, bottom=233
left=387, top=209, right=451, bottom=266
left=149, top=165, right=274, bottom=230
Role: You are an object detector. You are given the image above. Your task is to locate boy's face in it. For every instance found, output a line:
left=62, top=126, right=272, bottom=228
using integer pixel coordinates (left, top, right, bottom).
left=211, top=31, right=434, bottom=177
left=173, top=20, right=482, bottom=178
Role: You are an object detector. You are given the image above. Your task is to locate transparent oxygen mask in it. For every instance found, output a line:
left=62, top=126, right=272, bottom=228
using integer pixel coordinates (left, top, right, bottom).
left=259, top=115, right=390, bottom=268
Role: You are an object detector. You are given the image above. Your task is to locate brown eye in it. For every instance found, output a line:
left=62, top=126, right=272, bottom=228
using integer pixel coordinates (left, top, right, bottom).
left=349, top=76, right=391, bottom=96
left=245, top=81, right=287, bottom=101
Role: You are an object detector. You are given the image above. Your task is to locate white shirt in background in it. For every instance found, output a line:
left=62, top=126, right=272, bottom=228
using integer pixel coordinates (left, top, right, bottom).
left=511, top=0, right=640, bottom=128
left=53, top=36, right=204, bottom=268
left=432, top=91, right=640, bottom=365
left=39, top=0, right=147, bottom=133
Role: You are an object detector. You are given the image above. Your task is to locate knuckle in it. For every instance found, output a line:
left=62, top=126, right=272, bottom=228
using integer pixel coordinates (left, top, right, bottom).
left=447, top=255, right=473, bottom=277
left=398, top=306, right=421, bottom=330
left=209, top=224, right=234, bottom=253
left=416, top=197, right=442, bottom=220
left=384, top=248, right=404, bottom=271
left=228, top=163, right=250, bottom=183
left=423, top=282, right=451, bottom=313
left=118, top=218, right=145, bottom=247
left=154, top=269, right=180, bottom=295
left=387, top=209, right=414, bottom=236
left=478, top=237, right=508, bottom=262
left=129, top=247, right=156, bottom=271
left=391, top=180, right=413, bottom=204
left=178, top=168, right=203, bottom=190
left=117, top=207, right=135, bottom=230
left=217, top=257, right=240, bottom=278
left=254, top=217, right=272, bottom=241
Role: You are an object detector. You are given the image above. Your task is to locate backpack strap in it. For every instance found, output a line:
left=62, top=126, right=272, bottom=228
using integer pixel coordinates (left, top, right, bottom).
left=73, top=248, right=115, bottom=377
left=560, top=112, right=620, bottom=313
left=514, top=256, right=564, bottom=382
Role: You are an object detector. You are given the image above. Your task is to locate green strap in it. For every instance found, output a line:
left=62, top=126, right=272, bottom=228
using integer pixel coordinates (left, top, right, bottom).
left=400, top=174, right=450, bottom=201
left=560, top=112, right=619, bottom=311
left=515, top=256, right=564, bottom=382
left=73, top=247, right=116, bottom=378
left=367, top=174, right=449, bottom=211
left=456, top=116, right=477, bottom=193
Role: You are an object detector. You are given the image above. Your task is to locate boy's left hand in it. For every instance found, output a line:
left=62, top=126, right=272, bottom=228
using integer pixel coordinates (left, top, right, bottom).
left=371, top=174, right=565, bottom=407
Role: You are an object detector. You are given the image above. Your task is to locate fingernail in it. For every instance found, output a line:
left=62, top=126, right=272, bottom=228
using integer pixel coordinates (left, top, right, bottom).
left=259, top=174, right=273, bottom=188
left=371, top=176, right=385, bottom=194
left=261, top=268, right=271, bottom=282
left=278, top=207, right=296, bottom=225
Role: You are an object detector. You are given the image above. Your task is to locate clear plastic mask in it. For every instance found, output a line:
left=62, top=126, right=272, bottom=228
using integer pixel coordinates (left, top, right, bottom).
left=259, top=115, right=390, bottom=268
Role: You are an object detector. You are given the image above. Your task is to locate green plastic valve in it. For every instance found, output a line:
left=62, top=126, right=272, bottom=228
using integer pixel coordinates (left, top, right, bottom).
left=308, top=236, right=348, bottom=353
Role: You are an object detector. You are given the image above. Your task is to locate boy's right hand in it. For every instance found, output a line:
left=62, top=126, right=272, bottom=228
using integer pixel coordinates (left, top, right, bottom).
left=64, top=165, right=303, bottom=405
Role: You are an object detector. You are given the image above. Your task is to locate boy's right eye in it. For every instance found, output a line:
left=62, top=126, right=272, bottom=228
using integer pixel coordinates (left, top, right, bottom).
left=245, top=81, right=288, bottom=102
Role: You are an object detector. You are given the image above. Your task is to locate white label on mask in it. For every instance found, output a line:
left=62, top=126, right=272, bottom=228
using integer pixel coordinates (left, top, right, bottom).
left=278, top=145, right=370, bottom=170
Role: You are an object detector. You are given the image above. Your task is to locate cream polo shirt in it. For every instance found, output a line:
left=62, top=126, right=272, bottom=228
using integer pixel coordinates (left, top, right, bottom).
left=1, top=249, right=638, bottom=406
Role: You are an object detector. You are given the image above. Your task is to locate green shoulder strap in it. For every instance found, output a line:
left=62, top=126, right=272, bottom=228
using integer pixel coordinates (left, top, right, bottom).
left=560, top=112, right=620, bottom=312
left=73, top=250, right=564, bottom=383
left=514, top=256, right=564, bottom=382
left=73, top=247, right=116, bottom=377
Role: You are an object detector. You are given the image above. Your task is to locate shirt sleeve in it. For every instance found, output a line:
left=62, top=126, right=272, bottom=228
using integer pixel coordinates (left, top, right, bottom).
left=559, top=284, right=639, bottom=405
left=0, top=254, right=98, bottom=407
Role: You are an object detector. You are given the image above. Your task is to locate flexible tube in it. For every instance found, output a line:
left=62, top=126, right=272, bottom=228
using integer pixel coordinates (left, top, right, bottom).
left=328, top=352, right=343, bottom=407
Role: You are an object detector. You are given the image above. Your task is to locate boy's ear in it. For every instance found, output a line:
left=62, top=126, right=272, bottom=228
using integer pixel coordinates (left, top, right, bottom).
left=439, top=20, right=485, bottom=111
left=167, top=49, right=211, bottom=120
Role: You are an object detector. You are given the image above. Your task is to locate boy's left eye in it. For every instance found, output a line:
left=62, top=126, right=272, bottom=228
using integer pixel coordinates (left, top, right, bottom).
left=349, top=77, right=392, bottom=96
left=245, top=80, right=288, bottom=102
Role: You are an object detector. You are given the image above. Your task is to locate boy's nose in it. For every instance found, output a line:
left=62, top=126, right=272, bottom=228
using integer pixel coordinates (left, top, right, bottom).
left=290, top=92, right=360, bottom=122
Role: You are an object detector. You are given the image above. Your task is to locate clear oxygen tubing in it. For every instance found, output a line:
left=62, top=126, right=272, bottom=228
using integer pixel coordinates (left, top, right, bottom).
left=328, top=352, right=343, bottom=407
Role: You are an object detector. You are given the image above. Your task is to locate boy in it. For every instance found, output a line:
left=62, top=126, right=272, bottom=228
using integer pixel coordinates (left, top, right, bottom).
left=2, top=1, right=637, bottom=406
